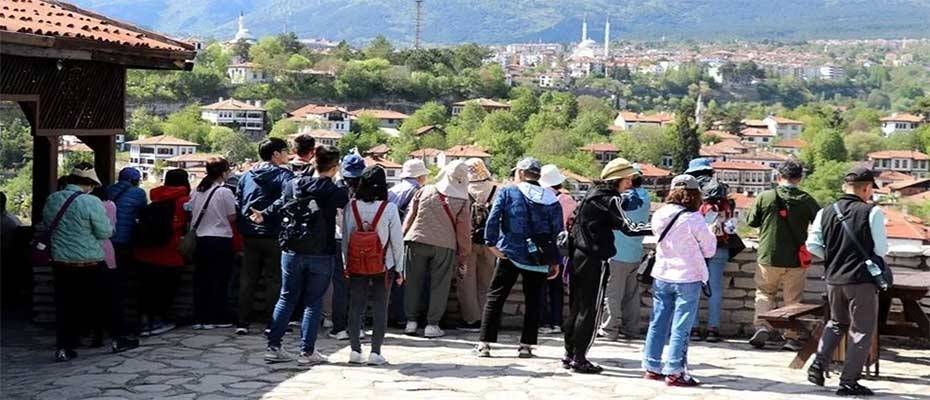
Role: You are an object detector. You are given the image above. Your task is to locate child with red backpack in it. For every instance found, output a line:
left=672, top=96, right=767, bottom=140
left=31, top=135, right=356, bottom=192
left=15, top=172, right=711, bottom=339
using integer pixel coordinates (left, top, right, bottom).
left=342, top=165, right=405, bottom=366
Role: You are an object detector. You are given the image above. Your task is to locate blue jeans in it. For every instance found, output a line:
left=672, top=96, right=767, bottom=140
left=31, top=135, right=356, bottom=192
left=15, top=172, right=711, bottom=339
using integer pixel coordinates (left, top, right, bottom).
left=268, top=252, right=334, bottom=353
left=701, top=247, right=728, bottom=329
left=642, top=280, right=702, bottom=375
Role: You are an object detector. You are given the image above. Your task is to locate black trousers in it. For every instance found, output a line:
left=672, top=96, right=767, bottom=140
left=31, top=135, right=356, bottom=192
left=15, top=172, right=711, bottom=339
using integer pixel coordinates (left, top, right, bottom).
left=138, top=263, right=182, bottom=321
left=539, top=269, right=564, bottom=327
left=479, top=258, right=546, bottom=345
left=53, top=262, right=107, bottom=349
left=563, top=250, right=610, bottom=361
left=194, top=236, right=233, bottom=324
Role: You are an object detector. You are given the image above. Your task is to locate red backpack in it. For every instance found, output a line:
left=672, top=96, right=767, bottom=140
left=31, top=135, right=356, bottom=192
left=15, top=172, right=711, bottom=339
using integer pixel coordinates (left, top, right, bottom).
left=346, top=200, right=390, bottom=276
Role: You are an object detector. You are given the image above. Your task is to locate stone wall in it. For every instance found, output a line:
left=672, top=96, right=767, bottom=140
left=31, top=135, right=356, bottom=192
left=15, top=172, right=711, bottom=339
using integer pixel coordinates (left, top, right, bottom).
left=31, top=245, right=930, bottom=338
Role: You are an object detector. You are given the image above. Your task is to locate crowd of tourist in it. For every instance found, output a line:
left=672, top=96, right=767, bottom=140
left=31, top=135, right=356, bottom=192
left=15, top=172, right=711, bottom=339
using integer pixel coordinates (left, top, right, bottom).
left=27, top=133, right=891, bottom=396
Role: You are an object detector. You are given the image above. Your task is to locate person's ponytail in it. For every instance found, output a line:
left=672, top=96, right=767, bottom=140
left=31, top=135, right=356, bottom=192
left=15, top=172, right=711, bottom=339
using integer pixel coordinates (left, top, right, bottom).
left=197, top=157, right=230, bottom=192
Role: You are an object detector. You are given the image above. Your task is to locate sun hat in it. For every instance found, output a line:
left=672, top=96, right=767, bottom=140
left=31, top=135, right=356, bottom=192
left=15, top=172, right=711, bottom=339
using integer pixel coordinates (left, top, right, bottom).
left=671, top=174, right=701, bottom=190
left=512, top=157, right=542, bottom=174
left=464, top=158, right=492, bottom=182
left=538, top=164, right=567, bottom=188
left=600, top=158, right=637, bottom=181
left=435, top=160, right=469, bottom=199
left=399, top=159, right=430, bottom=179
left=69, top=166, right=102, bottom=186
left=685, top=158, right=714, bottom=174
left=341, top=154, right=366, bottom=179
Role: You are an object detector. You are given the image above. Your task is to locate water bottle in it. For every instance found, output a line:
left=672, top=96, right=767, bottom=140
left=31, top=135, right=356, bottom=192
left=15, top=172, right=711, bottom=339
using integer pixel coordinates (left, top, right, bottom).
left=526, top=238, right=539, bottom=254
left=865, top=260, right=889, bottom=291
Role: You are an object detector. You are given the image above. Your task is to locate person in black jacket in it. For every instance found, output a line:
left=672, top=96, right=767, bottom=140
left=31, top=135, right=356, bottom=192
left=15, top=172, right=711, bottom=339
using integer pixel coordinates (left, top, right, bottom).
left=563, top=158, right=652, bottom=374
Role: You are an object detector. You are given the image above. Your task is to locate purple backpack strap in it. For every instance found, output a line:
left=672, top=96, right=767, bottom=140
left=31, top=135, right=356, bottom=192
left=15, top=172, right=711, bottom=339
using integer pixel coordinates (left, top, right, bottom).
left=49, top=191, right=83, bottom=235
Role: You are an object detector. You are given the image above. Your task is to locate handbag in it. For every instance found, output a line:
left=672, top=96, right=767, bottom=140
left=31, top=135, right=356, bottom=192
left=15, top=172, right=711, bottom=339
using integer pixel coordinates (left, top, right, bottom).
left=32, top=191, right=83, bottom=266
left=726, top=232, right=747, bottom=260
left=775, top=191, right=812, bottom=269
left=178, top=186, right=220, bottom=261
left=831, top=203, right=894, bottom=291
left=637, top=208, right=687, bottom=285
left=520, top=194, right=560, bottom=266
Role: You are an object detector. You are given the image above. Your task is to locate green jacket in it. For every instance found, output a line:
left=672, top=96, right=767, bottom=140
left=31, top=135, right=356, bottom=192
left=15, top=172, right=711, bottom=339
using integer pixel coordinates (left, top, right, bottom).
left=41, top=185, right=113, bottom=263
left=746, top=185, right=820, bottom=268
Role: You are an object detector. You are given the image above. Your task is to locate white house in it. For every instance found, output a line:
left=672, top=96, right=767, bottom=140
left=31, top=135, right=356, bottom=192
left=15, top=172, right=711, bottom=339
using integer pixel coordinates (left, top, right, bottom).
left=763, top=115, right=805, bottom=140
left=612, top=111, right=674, bottom=130
left=364, top=156, right=403, bottom=187
left=127, top=135, right=199, bottom=178
left=409, top=148, right=443, bottom=168
left=292, top=130, right=343, bottom=148
left=868, top=150, right=930, bottom=179
left=818, top=65, right=845, bottom=81
left=227, top=62, right=271, bottom=84
left=880, top=113, right=923, bottom=136
left=739, top=127, right=777, bottom=146
left=771, top=139, right=808, bottom=155
left=711, top=161, right=775, bottom=196
left=201, top=98, right=266, bottom=136
left=288, top=104, right=352, bottom=134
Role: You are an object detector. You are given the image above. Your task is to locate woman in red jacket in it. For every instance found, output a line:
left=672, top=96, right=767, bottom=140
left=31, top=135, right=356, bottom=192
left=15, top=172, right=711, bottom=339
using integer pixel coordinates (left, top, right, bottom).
left=135, top=169, right=191, bottom=336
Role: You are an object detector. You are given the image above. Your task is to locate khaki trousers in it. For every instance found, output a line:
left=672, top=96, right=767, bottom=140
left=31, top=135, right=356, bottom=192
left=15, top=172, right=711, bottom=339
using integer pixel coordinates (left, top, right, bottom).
left=753, top=264, right=807, bottom=338
left=457, top=244, right=497, bottom=324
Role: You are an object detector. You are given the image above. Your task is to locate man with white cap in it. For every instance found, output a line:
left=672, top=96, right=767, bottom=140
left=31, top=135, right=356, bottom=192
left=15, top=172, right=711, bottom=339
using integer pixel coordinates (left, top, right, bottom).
left=537, top=164, right=576, bottom=335
left=457, top=158, right=499, bottom=332
left=402, top=160, right=472, bottom=338
left=564, top=158, right=652, bottom=374
left=387, top=158, right=431, bottom=328
left=475, top=158, right=563, bottom=359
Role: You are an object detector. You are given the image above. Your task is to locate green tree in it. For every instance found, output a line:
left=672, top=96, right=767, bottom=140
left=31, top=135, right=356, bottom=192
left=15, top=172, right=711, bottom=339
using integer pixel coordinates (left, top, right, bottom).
left=570, top=110, right=611, bottom=140
left=670, top=98, right=701, bottom=173
left=400, top=102, right=449, bottom=135
left=882, top=130, right=923, bottom=151
left=612, top=126, right=675, bottom=166
left=230, top=40, right=251, bottom=63
left=285, top=54, right=312, bottom=71
left=334, top=58, right=390, bottom=100
left=263, top=98, right=288, bottom=123
left=126, top=108, right=163, bottom=141
left=445, top=103, right=487, bottom=146
left=810, top=128, right=848, bottom=164
left=576, top=95, right=613, bottom=116
left=844, top=131, right=885, bottom=160
left=363, top=35, right=394, bottom=60
left=0, top=112, right=32, bottom=169
left=277, top=32, right=304, bottom=54
left=208, top=127, right=254, bottom=163
left=539, top=91, right=577, bottom=121
left=161, top=105, right=211, bottom=145
left=801, top=160, right=852, bottom=205
left=509, top=86, right=539, bottom=122
left=475, top=64, right=509, bottom=99
left=340, top=115, right=386, bottom=154
left=910, top=96, right=930, bottom=118
left=0, top=161, right=33, bottom=221
left=249, top=37, right=288, bottom=72
left=268, top=119, right=299, bottom=139
left=474, top=111, right=525, bottom=177
left=524, top=111, right=568, bottom=136
left=62, top=151, right=94, bottom=172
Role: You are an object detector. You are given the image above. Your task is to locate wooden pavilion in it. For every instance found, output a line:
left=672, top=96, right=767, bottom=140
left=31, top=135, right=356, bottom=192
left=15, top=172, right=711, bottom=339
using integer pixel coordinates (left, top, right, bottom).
left=0, top=0, right=195, bottom=221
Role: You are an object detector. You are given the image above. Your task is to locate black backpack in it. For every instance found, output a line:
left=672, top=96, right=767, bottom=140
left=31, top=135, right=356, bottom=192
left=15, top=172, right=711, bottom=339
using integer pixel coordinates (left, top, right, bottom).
left=470, top=186, right=497, bottom=244
left=279, top=193, right=328, bottom=254
left=133, top=200, right=176, bottom=247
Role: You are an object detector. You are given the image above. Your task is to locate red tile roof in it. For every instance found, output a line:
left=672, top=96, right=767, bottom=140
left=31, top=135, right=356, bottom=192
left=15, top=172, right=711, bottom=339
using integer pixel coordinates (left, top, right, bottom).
left=877, top=170, right=916, bottom=183
left=883, top=208, right=930, bottom=242
left=730, top=193, right=756, bottom=210
left=903, top=191, right=930, bottom=203
left=414, top=125, right=443, bottom=136
left=350, top=109, right=410, bottom=120
left=867, top=150, right=930, bottom=160
left=289, top=104, right=346, bottom=118
left=711, top=161, right=774, bottom=171
left=563, top=170, right=593, bottom=184
left=444, top=145, right=490, bottom=158
left=740, top=127, right=776, bottom=137
left=880, top=113, right=924, bottom=123
left=127, top=135, right=199, bottom=146
left=766, top=115, right=804, bottom=125
left=166, top=153, right=220, bottom=162
left=579, top=143, right=619, bottom=152
left=638, top=163, right=671, bottom=177
left=364, top=156, right=401, bottom=169
left=773, top=139, right=808, bottom=149
left=741, top=119, right=767, bottom=127
left=365, top=144, right=391, bottom=156
left=618, top=111, right=674, bottom=124
left=0, top=0, right=194, bottom=66
left=888, top=178, right=930, bottom=191
left=303, top=129, right=342, bottom=139
left=410, top=148, right=443, bottom=157
left=730, top=150, right=791, bottom=162
left=202, top=98, right=264, bottom=111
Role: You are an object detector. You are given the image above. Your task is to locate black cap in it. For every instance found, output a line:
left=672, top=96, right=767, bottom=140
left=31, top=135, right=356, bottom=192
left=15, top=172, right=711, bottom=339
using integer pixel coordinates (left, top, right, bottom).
left=844, top=165, right=878, bottom=188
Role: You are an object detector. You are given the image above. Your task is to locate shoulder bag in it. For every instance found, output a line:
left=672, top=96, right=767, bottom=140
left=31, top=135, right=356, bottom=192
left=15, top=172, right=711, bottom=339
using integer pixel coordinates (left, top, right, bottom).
left=831, top=203, right=893, bottom=291
left=637, top=209, right=687, bottom=285
left=32, top=191, right=83, bottom=266
left=178, top=186, right=220, bottom=261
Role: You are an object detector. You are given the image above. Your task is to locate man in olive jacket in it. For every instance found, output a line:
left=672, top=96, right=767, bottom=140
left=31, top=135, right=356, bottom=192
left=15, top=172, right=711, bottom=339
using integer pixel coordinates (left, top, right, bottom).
left=745, top=158, right=820, bottom=351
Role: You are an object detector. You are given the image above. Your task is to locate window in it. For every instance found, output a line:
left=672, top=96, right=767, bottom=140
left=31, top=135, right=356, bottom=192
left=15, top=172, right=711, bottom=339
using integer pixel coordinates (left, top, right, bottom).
left=147, top=159, right=155, bottom=164
left=140, top=147, right=155, bottom=154
left=157, top=148, right=174, bottom=155
left=387, top=169, right=396, bottom=177
left=894, top=160, right=901, bottom=169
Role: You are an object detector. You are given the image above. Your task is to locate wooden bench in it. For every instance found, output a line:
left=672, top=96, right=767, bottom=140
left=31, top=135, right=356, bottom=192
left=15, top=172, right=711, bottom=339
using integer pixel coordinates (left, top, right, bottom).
left=758, top=302, right=826, bottom=369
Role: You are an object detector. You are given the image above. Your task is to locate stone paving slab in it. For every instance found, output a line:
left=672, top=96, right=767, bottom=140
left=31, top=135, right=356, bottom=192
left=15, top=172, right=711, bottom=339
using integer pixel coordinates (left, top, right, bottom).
left=2, top=321, right=929, bottom=400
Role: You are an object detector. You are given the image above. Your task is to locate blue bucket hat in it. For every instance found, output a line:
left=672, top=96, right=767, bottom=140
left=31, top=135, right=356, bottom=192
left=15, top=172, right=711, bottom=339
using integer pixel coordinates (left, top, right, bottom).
left=685, top=158, right=714, bottom=174
left=118, top=167, right=142, bottom=183
left=341, top=154, right=366, bottom=179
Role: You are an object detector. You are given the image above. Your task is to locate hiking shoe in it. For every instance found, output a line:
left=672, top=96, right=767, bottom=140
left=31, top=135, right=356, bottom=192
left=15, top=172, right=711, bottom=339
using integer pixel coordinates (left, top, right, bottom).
left=54, top=348, right=77, bottom=362
left=404, top=321, right=418, bottom=336
left=459, top=321, right=482, bottom=333
left=424, top=325, right=445, bottom=338
left=837, top=382, right=874, bottom=397
left=264, top=346, right=294, bottom=363
left=782, top=339, right=803, bottom=352
left=539, top=325, right=562, bottom=334
left=705, top=329, right=721, bottom=343
left=235, top=327, right=249, bottom=336
left=807, top=361, right=826, bottom=386
left=322, top=319, right=334, bottom=329
left=112, top=337, right=140, bottom=353
left=298, top=350, right=328, bottom=366
left=474, top=343, right=491, bottom=358
left=150, top=322, right=176, bottom=336
left=328, top=330, right=350, bottom=341
left=749, top=329, right=770, bottom=349
left=140, top=322, right=155, bottom=337
left=192, top=324, right=204, bottom=330
left=367, top=352, right=387, bottom=366
left=666, top=373, right=701, bottom=387
left=214, top=323, right=233, bottom=328
left=690, top=328, right=704, bottom=342
left=643, top=371, right=665, bottom=381
left=561, top=355, right=573, bottom=369
left=570, top=360, right=604, bottom=374
left=518, top=344, right=534, bottom=359
left=348, top=350, right=365, bottom=364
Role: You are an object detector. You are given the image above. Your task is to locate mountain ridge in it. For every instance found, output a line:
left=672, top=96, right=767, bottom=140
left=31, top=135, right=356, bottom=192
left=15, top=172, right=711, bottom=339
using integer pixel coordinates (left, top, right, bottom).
left=72, top=0, right=930, bottom=45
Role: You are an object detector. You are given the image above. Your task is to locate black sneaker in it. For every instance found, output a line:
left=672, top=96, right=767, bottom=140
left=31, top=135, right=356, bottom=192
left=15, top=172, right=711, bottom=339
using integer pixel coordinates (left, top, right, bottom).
left=561, top=355, right=573, bottom=370
left=570, top=359, right=604, bottom=374
left=459, top=321, right=481, bottom=333
left=781, top=339, right=802, bottom=352
left=111, top=337, right=140, bottom=353
left=54, top=348, right=77, bottom=362
left=705, top=329, right=721, bottom=343
left=807, top=361, right=825, bottom=387
left=748, top=329, right=770, bottom=349
left=836, top=382, right=874, bottom=397
left=690, top=328, right=704, bottom=342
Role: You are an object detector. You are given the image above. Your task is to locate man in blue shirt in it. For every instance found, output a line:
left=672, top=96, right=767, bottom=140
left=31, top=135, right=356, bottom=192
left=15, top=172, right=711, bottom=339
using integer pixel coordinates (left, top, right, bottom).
left=599, top=167, right=649, bottom=340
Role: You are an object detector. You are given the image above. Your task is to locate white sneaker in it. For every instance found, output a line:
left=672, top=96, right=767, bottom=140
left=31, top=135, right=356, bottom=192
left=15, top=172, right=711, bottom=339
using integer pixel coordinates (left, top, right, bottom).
left=360, top=330, right=366, bottom=339
left=323, top=319, right=334, bottom=329
left=214, top=323, right=233, bottom=328
left=404, top=321, right=418, bottom=336
left=348, top=350, right=364, bottom=364
left=424, top=325, right=445, bottom=338
left=297, top=350, right=329, bottom=366
left=201, top=324, right=216, bottom=330
left=264, top=346, right=293, bottom=363
left=191, top=324, right=204, bottom=330
left=367, top=352, right=387, bottom=366
left=328, top=330, right=350, bottom=340
left=235, top=327, right=249, bottom=335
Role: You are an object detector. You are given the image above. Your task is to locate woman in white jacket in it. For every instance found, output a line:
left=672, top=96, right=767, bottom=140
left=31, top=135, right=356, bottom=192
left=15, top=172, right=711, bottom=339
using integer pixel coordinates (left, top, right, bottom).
left=342, top=166, right=405, bottom=366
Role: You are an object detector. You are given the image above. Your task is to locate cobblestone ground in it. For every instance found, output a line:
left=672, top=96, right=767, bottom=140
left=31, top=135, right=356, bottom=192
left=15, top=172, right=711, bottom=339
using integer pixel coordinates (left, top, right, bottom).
left=2, top=320, right=929, bottom=400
